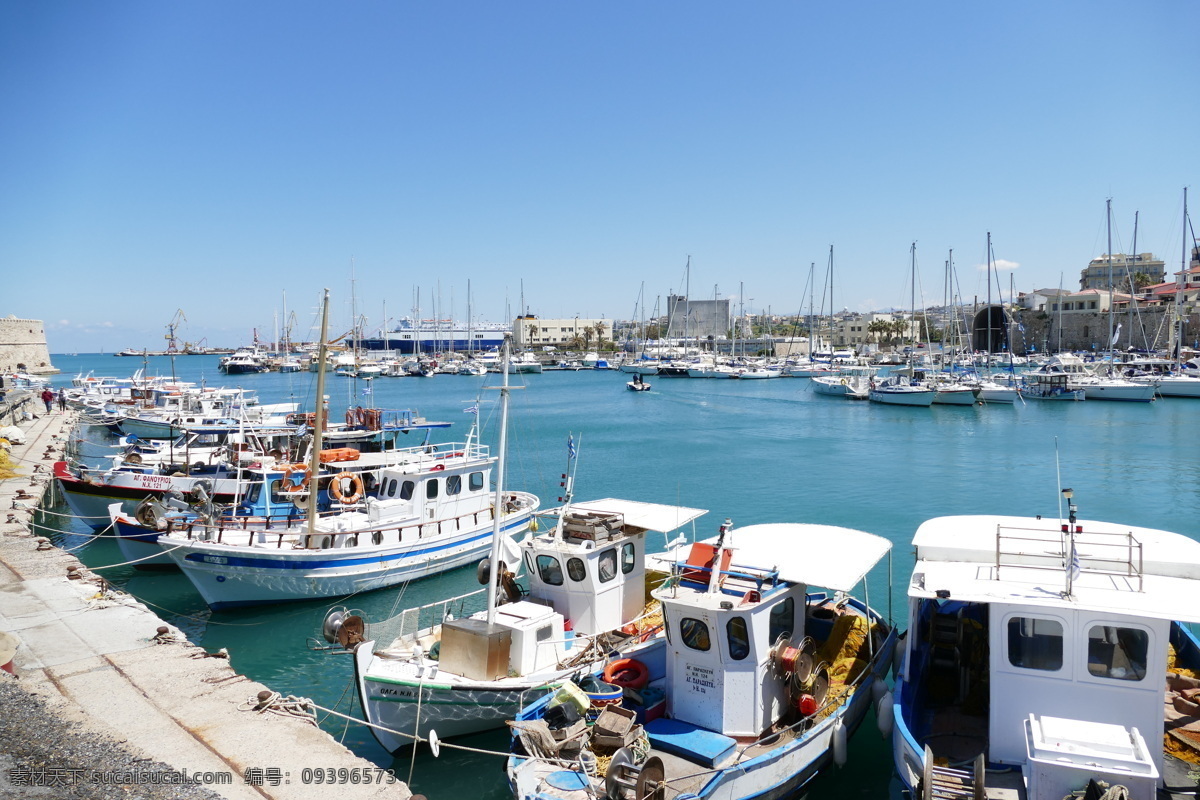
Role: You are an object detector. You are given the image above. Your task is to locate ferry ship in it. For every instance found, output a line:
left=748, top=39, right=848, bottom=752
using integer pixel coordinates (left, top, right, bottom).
left=353, top=316, right=509, bottom=355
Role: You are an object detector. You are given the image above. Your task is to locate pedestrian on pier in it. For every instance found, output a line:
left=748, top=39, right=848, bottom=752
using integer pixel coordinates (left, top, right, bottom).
left=57, top=389, right=67, bottom=413
left=40, top=387, right=53, bottom=414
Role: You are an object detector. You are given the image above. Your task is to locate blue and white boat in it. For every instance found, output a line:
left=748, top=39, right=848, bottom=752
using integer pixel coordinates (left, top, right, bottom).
left=892, top=498, right=1200, bottom=799
left=348, top=497, right=707, bottom=750
left=108, top=435, right=539, bottom=607
left=506, top=519, right=897, bottom=800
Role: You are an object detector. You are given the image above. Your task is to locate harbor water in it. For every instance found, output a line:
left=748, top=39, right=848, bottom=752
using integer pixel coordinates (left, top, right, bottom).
left=38, top=354, right=1200, bottom=799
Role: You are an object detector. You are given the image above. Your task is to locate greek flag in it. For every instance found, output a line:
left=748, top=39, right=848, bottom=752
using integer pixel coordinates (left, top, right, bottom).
left=1068, top=541, right=1082, bottom=582
left=361, top=386, right=372, bottom=395
left=295, top=423, right=308, bottom=437
left=567, top=434, right=577, bottom=460
left=464, top=404, right=478, bottom=415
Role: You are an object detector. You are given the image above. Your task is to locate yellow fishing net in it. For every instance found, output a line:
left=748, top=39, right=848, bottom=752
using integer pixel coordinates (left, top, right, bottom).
left=813, top=614, right=881, bottom=720
left=0, top=442, right=22, bottom=479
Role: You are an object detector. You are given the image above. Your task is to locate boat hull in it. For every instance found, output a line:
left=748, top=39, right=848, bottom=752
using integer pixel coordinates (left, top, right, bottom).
left=165, top=510, right=536, bottom=609
left=869, top=388, right=936, bottom=406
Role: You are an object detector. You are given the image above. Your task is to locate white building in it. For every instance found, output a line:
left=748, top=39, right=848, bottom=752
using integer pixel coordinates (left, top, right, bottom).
left=513, top=316, right=611, bottom=349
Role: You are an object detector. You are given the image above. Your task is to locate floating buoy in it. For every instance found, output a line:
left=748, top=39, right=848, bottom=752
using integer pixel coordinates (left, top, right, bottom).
left=876, top=690, right=895, bottom=739
left=832, top=717, right=847, bottom=767
left=871, top=677, right=887, bottom=705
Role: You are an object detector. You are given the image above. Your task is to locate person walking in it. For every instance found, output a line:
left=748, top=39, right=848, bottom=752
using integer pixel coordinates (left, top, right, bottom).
left=57, top=389, right=68, bottom=413
left=40, top=387, right=54, bottom=414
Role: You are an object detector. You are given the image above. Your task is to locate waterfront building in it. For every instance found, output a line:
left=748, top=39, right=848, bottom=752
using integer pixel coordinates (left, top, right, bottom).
left=664, top=294, right=731, bottom=340
left=512, top=316, right=610, bottom=350
left=1079, top=252, right=1165, bottom=290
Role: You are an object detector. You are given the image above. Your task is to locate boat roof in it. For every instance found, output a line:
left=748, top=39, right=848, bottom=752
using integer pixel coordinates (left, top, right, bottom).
left=547, top=498, right=708, bottom=533
left=651, top=523, right=891, bottom=592
left=911, top=515, right=1200, bottom=624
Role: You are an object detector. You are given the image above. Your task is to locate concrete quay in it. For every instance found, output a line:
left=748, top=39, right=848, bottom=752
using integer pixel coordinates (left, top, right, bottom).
left=0, top=410, right=410, bottom=799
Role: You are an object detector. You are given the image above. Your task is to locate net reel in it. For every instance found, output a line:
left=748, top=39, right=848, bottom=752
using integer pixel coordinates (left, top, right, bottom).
left=605, top=748, right=664, bottom=800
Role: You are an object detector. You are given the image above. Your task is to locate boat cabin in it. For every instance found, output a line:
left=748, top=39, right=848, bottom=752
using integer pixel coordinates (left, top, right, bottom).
left=894, top=513, right=1200, bottom=797
left=653, top=522, right=893, bottom=738
left=520, top=499, right=707, bottom=637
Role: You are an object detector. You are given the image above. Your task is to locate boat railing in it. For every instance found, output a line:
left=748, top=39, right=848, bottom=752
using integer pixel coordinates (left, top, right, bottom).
left=175, top=501, right=503, bottom=548
left=368, top=586, right=492, bottom=650
left=994, top=524, right=1144, bottom=590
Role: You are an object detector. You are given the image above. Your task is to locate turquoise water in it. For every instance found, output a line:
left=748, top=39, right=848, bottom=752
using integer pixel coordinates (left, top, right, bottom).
left=39, top=354, right=1200, bottom=798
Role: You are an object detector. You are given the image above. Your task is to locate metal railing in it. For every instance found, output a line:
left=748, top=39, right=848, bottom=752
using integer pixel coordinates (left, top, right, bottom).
left=994, top=523, right=1144, bottom=590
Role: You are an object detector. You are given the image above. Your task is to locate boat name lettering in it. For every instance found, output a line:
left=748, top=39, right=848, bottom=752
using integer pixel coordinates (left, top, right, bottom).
left=685, top=664, right=715, bottom=693
left=202, top=555, right=228, bottom=565
left=133, top=474, right=173, bottom=489
left=378, top=687, right=416, bottom=698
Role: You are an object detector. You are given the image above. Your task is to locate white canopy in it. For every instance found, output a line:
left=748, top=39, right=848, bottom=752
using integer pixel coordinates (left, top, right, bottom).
left=650, top=523, right=891, bottom=592
left=551, top=498, right=707, bottom=533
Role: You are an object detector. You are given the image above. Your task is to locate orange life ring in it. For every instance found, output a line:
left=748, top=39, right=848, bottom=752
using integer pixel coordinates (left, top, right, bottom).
left=281, top=464, right=311, bottom=492
left=329, top=471, right=364, bottom=503
left=602, top=658, right=650, bottom=690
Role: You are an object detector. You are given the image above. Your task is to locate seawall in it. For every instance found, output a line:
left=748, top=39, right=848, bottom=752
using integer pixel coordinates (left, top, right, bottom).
left=0, top=410, right=411, bottom=799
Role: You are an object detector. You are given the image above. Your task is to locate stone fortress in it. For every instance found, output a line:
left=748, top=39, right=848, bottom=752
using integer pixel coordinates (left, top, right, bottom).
left=0, top=316, right=57, bottom=374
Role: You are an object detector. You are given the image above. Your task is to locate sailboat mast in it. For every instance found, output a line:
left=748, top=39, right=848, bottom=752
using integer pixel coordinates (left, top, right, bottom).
left=1176, top=188, right=1189, bottom=361
left=1106, top=199, right=1115, bottom=365
left=307, top=289, right=331, bottom=536
left=485, top=335, right=516, bottom=625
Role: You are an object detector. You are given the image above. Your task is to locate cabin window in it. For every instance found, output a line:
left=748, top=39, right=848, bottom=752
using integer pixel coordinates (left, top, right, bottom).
left=400, top=481, right=415, bottom=500
left=680, top=618, right=711, bottom=651
left=426, top=480, right=439, bottom=499
left=537, top=555, right=564, bottom=586
left=1007, top=616, right=1064, bottom=671
left=769, top=597, right=795, bottom=644
left=536, top=625, right=552, bottom=642
left=726, top=617, right=750, bottom=661
left=469, top=471, right=484, bottom=491
left=446, top=474, right=462, bottom=495
left=1087, top=625, right=1148, bottom=681
left=567, top=557, right=586, bottom=582
left=268, top=480, right=288, bottom=504
left=523, top=551, right=535, bottom=576
left=597, top=548, right=617, bottom=583
left=242, top=482, right=262, bottom=504
left=621, top=542, right=636, bottom=574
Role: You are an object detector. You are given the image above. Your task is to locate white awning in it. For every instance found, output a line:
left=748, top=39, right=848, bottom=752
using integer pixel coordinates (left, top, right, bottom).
left=547, top=498, right=708, bottom=533
left=649, top=523, right=891, bottom=592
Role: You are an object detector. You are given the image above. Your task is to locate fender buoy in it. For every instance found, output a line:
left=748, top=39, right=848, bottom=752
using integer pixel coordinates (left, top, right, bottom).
left=329, top=471, right=364, bottom=503
left=840, top=378, right=848, bottom=386
left=281, top=464, right=311, bottom=493
left=832, top=717, right=847, bottom=766
left=602, top=658, right=650, bottom=690
left=876, top=690, right=895, bottom=739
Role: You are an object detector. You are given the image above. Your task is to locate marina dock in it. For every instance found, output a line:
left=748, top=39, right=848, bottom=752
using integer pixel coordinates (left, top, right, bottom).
left=0, top=410, right=409, bottom=800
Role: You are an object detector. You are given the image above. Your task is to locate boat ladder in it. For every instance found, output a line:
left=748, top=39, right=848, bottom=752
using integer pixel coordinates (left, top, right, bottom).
left=921, top=747, right=985, bottom=800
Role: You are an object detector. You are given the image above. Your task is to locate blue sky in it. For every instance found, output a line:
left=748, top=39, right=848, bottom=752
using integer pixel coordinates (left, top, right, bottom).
left=3, top=1, right=1197, bottom=352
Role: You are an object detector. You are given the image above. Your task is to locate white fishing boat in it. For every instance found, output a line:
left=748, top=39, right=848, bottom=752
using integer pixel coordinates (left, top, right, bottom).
left=108, top=299, right=539, bottom=608
left=344, top=497, right=707, bottom=749
left=506, top=519, right=897, bottom=800
left=892, top=495, right=1200, bottom=799
left=1021, top=372, right=1086, bottom=401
